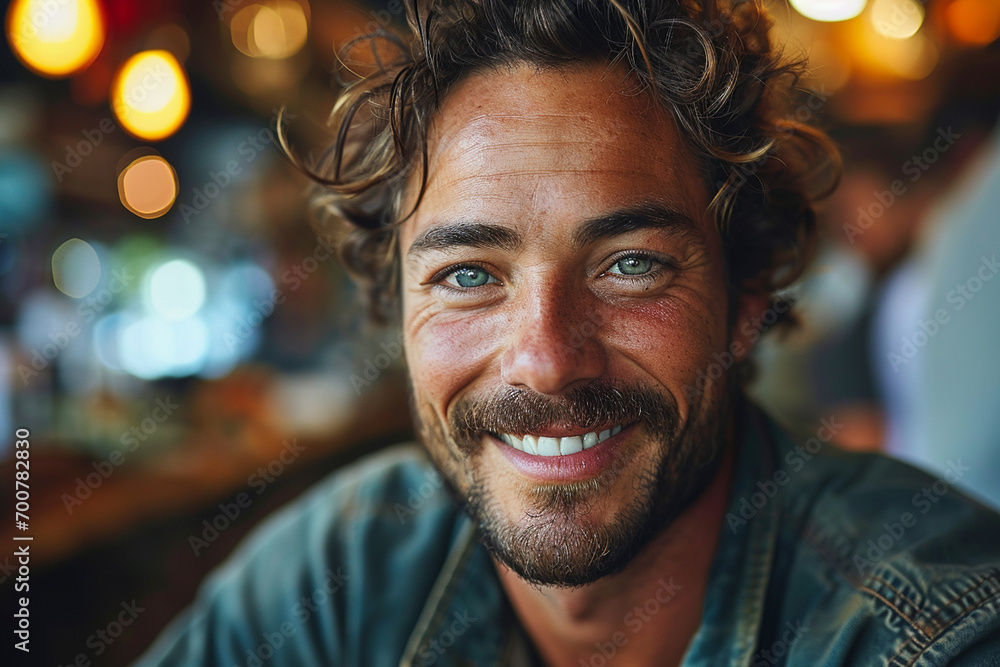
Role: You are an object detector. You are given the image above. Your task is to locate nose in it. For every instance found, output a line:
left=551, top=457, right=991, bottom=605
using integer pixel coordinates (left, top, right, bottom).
left=499, top=288, right=606, bottom=395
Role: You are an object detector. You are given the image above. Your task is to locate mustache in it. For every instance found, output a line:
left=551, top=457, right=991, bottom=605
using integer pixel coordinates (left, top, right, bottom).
left=450, top=379, right=679, bottom=447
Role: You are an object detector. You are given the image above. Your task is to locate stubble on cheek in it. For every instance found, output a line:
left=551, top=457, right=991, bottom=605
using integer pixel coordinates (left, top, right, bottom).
left=407, top=382, right=477, bottom=501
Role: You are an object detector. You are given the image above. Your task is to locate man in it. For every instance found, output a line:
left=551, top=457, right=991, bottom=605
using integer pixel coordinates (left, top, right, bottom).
left=137, top=1, right=1000, bottom=665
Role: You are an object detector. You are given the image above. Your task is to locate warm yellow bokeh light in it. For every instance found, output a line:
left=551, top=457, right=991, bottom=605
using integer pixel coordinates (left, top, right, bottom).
left=790, top=0, right=867, bottom=22
left=886, top=34, right=938, bottom=79
left=111, top=50, right=191, bottom=141
left=870, top=0, right=924, bottom=39
left=231, top=1, right=309, bottom=59
left=5, top=0, right=104, bottom=77
left=945, top=0, right=1000, bottom=46
left=856, top=22, right=939, bottom=80
left=118, top=155, right=179, bottom=219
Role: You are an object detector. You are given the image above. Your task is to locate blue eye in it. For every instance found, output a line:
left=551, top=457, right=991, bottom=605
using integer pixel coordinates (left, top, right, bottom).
left=444, top=266, right=497, bottom=288
left=609, top=255, right=654, bottom=276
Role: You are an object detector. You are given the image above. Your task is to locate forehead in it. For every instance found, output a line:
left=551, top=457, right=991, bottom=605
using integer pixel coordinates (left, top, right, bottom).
left=401, top=62, right=711, bottom=242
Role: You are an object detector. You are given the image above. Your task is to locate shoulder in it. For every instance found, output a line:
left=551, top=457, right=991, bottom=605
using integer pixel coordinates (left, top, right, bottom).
left=763, top=418, right=1000, bottom=665
left=136, top=444, right=466, bottom=667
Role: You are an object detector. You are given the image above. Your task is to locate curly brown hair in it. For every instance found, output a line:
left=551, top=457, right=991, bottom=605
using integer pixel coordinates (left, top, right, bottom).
left=281, top=0, right=839, bottom=325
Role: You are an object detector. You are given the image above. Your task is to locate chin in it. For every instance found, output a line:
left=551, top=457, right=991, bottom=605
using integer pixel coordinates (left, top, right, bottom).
left=412, top=376, right=735, bottom=587
left=461, top=430, right=720, bottom=588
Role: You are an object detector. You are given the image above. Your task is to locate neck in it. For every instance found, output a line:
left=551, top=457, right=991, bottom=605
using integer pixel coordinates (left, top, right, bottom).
left=493, top=443, right=734, bottom=667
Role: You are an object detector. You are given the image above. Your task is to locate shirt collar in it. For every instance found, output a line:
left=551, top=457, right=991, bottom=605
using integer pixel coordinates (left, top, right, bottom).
left=679, top=403, right=781, bottom=666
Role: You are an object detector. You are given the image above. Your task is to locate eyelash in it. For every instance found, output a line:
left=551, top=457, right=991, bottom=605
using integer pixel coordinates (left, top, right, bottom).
left=429, top=262, right=500, bottom=291
left=601, top=251, right=676, bottom=285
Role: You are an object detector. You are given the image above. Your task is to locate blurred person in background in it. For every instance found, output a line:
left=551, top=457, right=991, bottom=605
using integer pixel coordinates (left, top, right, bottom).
left=133, top=1, right=1000, bottom=666
left=751, top=52, right=1000, bottom=510
left=870, top=62, right=1000, bottom=509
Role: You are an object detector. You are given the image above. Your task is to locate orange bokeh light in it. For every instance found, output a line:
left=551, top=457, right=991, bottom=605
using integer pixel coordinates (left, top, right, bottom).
left=945, top=0, right=1000, bottom=46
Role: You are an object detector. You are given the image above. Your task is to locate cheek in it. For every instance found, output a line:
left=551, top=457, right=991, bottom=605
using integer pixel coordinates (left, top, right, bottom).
left=605, top=298, right=726, bottom=410
left=406, top=312, right=503, bottom=412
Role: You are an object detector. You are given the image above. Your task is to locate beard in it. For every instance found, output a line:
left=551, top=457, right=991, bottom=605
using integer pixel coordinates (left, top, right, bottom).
left=411, top=375, right=734, bottom=589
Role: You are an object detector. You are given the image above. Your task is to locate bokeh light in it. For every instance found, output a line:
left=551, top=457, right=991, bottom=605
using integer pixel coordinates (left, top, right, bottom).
left=870, top=0, right=924, bottom=39
left=848, top=11, right=940, bottom=81
left=111, top=50, right=191, bottom=141
left=231, top=1, right=309, bottom=59
left=114, top=234, right=162, bottom=287
left=93, top=313, right=126, bottom=371
left=877, top=32, right=939, bottom=80
left=5, top=0, right=104, bottom=78
left=118, top=155, right=179, bottom=219
left=790, top=0, right=868, bottom=22
left=52, top=238, right=101, bottom=298
left=944, top=0, right=1000, bottom=46
left=147, top=259, right=206, bottom=320
left=119, top=314, right=210, bottom=379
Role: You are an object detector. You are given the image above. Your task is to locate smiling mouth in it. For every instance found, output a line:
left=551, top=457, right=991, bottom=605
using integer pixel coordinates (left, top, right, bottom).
left=490, top=426, right=625, bottom=456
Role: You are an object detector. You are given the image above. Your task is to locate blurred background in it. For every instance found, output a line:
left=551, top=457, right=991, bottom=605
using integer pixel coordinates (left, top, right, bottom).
left=0, top=0, right=997, bottom=664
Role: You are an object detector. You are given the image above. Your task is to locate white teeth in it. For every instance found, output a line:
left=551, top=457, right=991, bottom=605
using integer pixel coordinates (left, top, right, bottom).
left=559, top=436, right=583, bottom=455
left=495, top=426, right=626, bottom=457
left=536, top=437, right=561, bottom=456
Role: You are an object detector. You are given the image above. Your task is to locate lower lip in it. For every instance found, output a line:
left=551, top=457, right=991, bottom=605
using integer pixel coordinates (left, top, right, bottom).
left=491, top=426, right=636, bottom=483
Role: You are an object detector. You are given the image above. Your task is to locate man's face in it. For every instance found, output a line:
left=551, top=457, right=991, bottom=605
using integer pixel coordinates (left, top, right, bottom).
left=400, top=63, right=753, bottom=587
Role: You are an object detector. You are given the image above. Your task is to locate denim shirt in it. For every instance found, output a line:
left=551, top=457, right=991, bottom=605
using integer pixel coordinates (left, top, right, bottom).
left=135, top=406, right=1000, bottom=666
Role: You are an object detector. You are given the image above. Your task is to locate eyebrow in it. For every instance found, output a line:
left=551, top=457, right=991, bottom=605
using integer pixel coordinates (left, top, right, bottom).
left=571, top=202, right=700, bottom=249
left=406, top=202, right=701, bottom=259
left=407, top=222, right=522, bottom=258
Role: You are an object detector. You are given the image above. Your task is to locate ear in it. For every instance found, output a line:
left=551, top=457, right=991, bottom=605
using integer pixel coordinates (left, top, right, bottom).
left=729, top=289, right=771, bottom=363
